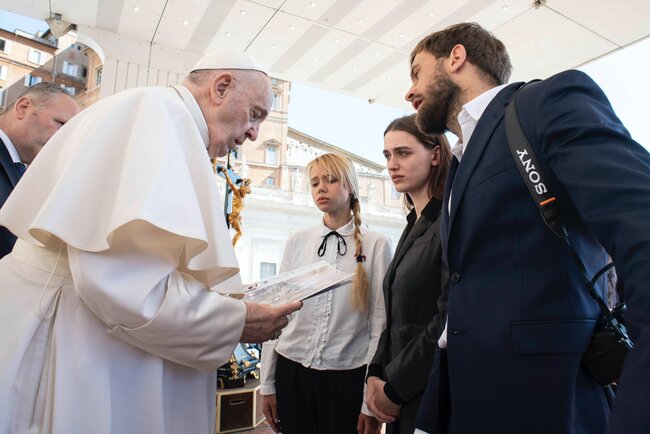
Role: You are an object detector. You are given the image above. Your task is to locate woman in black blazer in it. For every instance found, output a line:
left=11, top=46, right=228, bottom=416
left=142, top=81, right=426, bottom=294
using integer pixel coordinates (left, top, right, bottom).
left=366, top=114, right=451, bottom=434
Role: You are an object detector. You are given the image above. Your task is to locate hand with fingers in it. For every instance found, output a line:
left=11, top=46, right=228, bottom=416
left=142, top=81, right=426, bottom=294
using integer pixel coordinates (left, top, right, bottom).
left=357, top=413, right=382, bottom=434
left=240, top=301, right=302, bottom=343
left=366, top=376, right=400, bottom=424
left=262, top=394, right=281, bottom=433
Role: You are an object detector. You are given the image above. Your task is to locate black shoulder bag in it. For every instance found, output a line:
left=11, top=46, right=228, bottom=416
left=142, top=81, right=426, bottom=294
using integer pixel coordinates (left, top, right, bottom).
left=504, top=84, right=633, bottom=387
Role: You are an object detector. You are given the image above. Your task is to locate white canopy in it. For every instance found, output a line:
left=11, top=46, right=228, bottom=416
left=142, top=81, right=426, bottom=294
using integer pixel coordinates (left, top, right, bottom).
left=4, top=0, right=650, bottom=109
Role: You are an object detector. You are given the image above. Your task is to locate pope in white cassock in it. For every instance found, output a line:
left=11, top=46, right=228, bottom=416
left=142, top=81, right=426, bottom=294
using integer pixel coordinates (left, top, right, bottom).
left=0, top=50, right=302, bottom=434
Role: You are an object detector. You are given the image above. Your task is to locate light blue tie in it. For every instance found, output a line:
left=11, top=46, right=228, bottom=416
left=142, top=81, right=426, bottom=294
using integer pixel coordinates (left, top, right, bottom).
left=14, top=162, right=26, bottom=179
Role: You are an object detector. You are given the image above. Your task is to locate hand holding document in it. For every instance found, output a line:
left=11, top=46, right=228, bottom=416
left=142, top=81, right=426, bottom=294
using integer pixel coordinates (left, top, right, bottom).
left=240, top=301, right=302, bottom=343
left=243, top=261, right=354, bottom=306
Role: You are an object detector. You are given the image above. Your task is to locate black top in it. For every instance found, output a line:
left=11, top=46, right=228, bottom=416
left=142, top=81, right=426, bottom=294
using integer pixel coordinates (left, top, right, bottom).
left=368, top=197, right=447, bottom=434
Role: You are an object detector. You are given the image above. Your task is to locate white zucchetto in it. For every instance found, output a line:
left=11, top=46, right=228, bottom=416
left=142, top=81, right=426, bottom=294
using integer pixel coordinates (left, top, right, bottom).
left=190, top=49, right=268, bottom=75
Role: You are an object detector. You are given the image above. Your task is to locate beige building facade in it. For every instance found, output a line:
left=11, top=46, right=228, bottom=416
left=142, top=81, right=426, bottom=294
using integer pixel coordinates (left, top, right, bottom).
left=0, top=27, right=92, bottom=108
left=0, top=28, right=56, bottom=106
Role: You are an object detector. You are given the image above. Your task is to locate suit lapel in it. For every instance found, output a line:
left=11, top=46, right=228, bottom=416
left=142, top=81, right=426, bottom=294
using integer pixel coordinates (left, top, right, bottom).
left=393, top=212, right=433, bottom=269
left=382, top=213, right=413, bottom=335
left=447, top=83, right=521, bottom=234
left=388, top=222, right=411, bottom=271
left=0, top=138, right=19, bottom=187
left=384, top=201, right=438, bottom=290
left=441, top=157, right=458, bottom=256
left=390, top=199, right=442, bottom=278
left=384, top=214, right=415, bottom=289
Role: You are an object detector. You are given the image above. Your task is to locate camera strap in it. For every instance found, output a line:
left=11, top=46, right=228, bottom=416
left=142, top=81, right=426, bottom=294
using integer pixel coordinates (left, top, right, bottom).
left=504, top=83, right=623, bottom=324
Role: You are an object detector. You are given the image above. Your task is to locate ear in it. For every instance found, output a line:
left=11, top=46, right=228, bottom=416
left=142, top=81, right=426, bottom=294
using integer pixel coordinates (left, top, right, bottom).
left=210, top=72, right=234, bottom=104
left=448, top=44, right=467, bottom=73
left=345, top=184, right=354, bottom=199
left=431, top=145, right=441, bottom=167
left=13, top=96, right=32, bottom=120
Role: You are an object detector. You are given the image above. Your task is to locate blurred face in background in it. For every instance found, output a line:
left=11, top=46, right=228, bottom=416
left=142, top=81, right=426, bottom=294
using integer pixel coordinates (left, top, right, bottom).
left=14, top=93, right=80, bottom=163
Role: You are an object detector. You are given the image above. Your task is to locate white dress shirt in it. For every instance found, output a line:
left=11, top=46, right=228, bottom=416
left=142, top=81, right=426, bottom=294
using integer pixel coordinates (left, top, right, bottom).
left=260, top=218, right=392, bottom=415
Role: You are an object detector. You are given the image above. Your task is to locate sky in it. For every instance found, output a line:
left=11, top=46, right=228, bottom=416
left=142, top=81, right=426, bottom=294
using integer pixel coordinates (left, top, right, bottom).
left=0, top=10, right=48, bottom=34
left=2, top=9, right=649, bottom=164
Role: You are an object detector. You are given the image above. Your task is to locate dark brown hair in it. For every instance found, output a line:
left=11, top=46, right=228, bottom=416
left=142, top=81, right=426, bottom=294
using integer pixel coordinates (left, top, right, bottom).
left=411, top=22, right=512, bottom=86
left=384, top=114, right=451, bottom=209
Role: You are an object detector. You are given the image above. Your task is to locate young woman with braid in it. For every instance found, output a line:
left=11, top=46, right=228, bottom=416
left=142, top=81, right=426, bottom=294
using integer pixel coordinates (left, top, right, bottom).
left=260, top=153, right=392, bottom=434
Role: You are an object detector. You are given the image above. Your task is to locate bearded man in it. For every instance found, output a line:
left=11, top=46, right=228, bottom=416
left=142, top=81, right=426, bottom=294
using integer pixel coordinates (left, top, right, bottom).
left=409, top=22, right=650, bottom=434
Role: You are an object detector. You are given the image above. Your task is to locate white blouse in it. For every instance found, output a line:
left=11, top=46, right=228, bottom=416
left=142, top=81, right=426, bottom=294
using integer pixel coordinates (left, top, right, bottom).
left=260, top=218, right=392, bottom=415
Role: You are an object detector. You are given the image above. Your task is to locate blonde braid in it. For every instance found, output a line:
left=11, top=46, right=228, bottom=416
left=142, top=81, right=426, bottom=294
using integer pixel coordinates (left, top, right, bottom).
left=350, top=197, right=369, bottom=311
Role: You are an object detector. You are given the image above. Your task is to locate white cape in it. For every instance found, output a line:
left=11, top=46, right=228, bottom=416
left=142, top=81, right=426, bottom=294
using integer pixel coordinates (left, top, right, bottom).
left=0, top=86, right=246, bottom=434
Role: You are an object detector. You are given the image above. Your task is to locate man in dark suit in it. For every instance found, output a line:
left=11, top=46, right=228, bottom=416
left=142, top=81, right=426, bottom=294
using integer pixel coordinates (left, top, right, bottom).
left=408, top=23, right=650, bottom=434
left=0, top=82, right=79, bottom=257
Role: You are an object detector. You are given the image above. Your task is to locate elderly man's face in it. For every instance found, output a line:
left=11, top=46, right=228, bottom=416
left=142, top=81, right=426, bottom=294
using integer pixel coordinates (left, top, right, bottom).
left=206, top=71, right=273, bottom=158
left=16, top=93, right=80, bottom=163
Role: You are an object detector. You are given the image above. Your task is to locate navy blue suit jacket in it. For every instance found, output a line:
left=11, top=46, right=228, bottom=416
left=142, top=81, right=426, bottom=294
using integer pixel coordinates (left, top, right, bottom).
left=0, top=138, right=19, bottom=258
left=416, top=70, right=650, bottom=434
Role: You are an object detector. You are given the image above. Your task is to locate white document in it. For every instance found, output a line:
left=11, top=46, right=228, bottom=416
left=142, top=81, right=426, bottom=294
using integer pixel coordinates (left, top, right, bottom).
left=242, top=261, right=354, bottom=306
